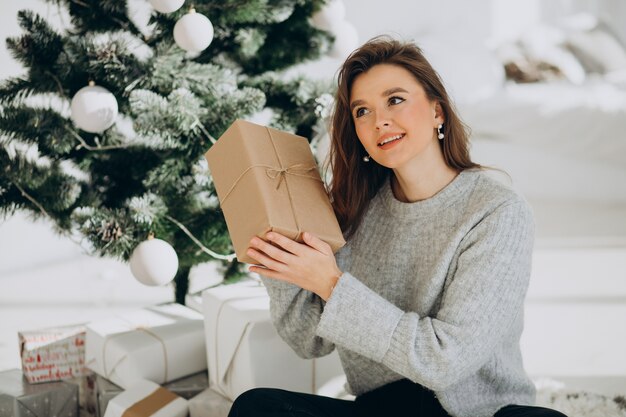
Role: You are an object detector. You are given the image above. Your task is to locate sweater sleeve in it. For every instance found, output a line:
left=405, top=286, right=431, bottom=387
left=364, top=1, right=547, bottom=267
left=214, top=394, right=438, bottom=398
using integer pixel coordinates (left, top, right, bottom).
left=260, top=277, right=335, bottom=359
left=316, top=199, right=535, bottom=391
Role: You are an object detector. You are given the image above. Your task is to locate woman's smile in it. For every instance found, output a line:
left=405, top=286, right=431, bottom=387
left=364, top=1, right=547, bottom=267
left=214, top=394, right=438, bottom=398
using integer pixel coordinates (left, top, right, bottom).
left=378, top=133, right=406, bottom=148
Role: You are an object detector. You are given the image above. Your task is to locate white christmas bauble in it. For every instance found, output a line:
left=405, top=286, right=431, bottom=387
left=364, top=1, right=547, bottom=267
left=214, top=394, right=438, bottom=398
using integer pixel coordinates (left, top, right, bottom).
left=129, top=238, right=179, bottom=286
left=149, top=0, right=185, bottom=14
left=310, top=0, right=346, bottom=31
left=70, top=83, right=118, bottom=133
left=173, top=10, right=214, bottom=52
left=329, top=21, right=358, bottom=59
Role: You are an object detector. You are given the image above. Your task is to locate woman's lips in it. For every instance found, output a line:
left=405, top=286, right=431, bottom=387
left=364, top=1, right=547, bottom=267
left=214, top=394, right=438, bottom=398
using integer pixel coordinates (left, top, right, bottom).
left=377, top=133, right=405, bottom=150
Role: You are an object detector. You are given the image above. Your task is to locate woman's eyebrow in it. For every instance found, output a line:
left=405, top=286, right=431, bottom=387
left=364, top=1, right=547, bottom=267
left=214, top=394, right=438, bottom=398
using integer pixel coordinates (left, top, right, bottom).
left=350, top=87, right=409, bottom=111
left=382, top=87, right=408, bottom=96
left=350, top=99, right=365, bottom=112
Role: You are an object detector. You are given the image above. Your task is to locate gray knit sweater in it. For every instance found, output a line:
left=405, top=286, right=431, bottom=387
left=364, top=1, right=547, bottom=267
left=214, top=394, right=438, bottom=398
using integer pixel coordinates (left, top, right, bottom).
left=261, top=168, right=536, bottom=417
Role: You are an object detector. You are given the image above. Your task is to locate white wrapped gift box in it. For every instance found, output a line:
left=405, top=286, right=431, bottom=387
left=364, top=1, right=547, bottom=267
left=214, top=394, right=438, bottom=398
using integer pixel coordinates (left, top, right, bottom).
left=86, top=303, right=207, bottom=389
left=202, top=279, right=344, bottom=401
left=103, top=379, right=187, bottom=417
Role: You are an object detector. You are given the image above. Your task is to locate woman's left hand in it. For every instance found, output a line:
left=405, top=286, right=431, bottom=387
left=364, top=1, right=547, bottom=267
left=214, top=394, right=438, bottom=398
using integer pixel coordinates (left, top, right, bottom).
left=247, top=231, right=342, bottom=301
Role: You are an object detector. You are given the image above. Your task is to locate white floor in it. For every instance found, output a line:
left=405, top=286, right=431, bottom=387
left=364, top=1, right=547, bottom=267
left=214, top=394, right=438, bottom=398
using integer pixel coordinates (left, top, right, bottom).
left=1, top=212, right=626, bottom=398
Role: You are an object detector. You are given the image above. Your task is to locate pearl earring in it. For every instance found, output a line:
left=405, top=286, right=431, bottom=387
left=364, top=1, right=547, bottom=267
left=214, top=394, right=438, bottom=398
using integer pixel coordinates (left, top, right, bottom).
left=363, top=155, right=370, bottom=162
left=437, top=124, right=444, bottom=140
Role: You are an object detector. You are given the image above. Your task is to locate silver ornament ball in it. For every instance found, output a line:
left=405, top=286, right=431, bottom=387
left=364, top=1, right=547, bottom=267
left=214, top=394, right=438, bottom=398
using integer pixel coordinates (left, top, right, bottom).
left=70, top=83, right=118, bottom=133
left=174, top=9, right=214, bottom=53
left=149, top=0, right=185, bottom=14
left=129, top=237, right=179, bottom=286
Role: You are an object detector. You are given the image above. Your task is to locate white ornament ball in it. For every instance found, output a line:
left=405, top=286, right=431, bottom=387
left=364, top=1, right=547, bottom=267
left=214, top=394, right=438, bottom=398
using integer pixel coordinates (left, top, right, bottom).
left=70, top=84, right=118, bottom=133
left=129, top=238, right=179, bottom=286
left=311, top=0, right=346, bottom=31
left=149, top=0, right=185, bottom=14
left=173, top=10, right=214, bottom=53
left=329, top=21, right=358, bottom=59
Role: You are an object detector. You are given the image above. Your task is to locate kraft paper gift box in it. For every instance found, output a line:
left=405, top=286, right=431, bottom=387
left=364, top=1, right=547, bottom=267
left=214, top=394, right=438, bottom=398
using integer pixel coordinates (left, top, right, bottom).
left=0, top=369, right=78, bottom=417
left=188, top=388, right=232, bottom=417
left=204, top=119, right=345, bottom=264
left=85, top=303, right=207, bottom=390
left=202, top=279, right=344, bottom=401
left=95, top=372, right=208, bottom=416
left=18, top=324, right=89, bottom=384
left=103, top=380, right=187, bottom=417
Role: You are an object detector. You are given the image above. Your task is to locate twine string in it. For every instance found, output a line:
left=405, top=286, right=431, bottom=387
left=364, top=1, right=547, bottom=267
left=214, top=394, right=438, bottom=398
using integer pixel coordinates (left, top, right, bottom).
left=101, top=325, right=169, bottom=384
left=265, top=128, right=302, bottom=239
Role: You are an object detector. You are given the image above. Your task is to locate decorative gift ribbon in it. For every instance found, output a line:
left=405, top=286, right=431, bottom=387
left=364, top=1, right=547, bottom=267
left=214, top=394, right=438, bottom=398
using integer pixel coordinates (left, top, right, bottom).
left=213, top=289, right=318, bottom=396
left=122, top=386, right=179, bottom=417
left=217, top=127, right=323, bottom=239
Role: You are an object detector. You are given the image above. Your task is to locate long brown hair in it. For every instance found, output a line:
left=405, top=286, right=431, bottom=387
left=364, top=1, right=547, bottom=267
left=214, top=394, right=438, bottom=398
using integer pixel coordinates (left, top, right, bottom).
left=328, top=36, right=483, bottom=239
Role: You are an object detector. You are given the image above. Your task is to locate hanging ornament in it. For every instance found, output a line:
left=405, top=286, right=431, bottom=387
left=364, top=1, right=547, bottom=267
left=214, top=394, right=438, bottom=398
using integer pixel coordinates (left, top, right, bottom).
left=149, top=0, right=185, bottom=14
left=272, top=4, right=295, bottom=23
left=173, top=7, right=214, bottom=53
left=70, top=81, right=118, bottom=133
left=129, top=234, right=179, bottom=286
left=329, top=21, right=358, bottom=59
left=310, top=0, right=346, bottom=31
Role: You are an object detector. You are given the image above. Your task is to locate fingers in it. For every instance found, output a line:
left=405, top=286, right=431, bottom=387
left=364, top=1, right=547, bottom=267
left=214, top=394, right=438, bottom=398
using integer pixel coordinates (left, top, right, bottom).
left=248, top=265, right=287, bottom=282
left=302, top=232, right=332, bottom=255
left=248, top=236, right=295, bottom=266
left=246, top=247, right=286, bottom=271
left=265, top=232, right=306, bottom=256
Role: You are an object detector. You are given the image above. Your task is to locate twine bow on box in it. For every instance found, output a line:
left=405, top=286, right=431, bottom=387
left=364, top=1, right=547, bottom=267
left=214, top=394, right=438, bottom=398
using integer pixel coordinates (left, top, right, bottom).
left=265, top=164, right=320, bottom=190
left=219, top=163, right=322, bottom=205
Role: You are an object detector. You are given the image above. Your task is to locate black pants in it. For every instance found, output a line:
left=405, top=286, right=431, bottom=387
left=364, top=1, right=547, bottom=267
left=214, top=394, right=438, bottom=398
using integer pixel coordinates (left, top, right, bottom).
left=228, top=379, right=568, bottom=417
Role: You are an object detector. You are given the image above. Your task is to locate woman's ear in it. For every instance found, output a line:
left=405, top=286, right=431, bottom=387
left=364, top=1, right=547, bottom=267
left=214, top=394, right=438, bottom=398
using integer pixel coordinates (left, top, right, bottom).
left=433, top=102, right=445, bottom=125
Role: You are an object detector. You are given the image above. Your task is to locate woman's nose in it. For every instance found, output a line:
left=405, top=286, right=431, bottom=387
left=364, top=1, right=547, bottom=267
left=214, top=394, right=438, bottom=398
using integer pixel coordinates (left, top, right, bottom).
left=375, top=111, right=391, bottom=130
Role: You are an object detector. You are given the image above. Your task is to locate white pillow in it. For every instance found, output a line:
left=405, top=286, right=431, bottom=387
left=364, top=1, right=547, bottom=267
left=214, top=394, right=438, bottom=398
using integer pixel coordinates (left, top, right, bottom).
left=559, top=13, right=626, bottom=74
left=519, top=24, right=586, bottom=84
left=566, top=26, right=626, bottom=73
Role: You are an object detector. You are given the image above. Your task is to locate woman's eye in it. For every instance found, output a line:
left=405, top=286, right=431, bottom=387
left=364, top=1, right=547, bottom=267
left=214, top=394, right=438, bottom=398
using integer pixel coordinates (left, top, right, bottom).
left=355, top=107, right=369, bottom=118
left=389, top=96, right=405, bottom=105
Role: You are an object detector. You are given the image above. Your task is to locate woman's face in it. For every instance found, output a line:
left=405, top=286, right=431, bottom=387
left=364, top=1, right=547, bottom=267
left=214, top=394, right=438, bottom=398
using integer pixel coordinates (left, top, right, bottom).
left=349, top=63, right=443, bottom=169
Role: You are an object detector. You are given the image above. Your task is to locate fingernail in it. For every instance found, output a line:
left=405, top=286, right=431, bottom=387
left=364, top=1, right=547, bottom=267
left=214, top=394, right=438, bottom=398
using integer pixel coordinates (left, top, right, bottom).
left=266, top=232, right=274, bottom=239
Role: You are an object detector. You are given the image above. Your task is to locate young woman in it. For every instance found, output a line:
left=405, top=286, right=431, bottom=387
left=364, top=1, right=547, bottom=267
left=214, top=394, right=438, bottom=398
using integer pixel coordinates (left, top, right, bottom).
left=230, top=37, right=567, bottom=417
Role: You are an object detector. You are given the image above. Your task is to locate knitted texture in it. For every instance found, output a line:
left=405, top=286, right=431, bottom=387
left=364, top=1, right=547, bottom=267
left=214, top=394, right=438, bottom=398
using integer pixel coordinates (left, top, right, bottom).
left=261, top=168, right=537, bottom=417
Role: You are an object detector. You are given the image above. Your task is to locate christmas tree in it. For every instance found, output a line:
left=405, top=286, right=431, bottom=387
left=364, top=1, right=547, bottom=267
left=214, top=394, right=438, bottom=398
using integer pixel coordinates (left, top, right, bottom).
left=0, top=0, right=340, bottom=303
